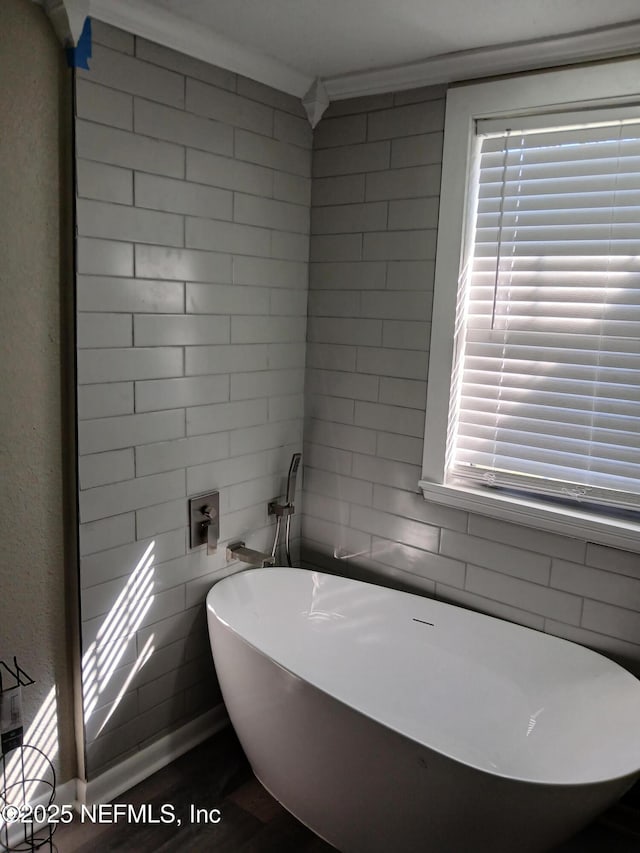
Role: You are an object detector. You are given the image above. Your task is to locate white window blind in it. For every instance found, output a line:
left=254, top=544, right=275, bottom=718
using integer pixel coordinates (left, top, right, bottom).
left=447, top=116, right=640, bottom=511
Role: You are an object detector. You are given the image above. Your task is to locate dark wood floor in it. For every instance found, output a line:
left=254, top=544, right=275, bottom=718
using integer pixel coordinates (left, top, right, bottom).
left=52, top=726, right=639, bottom=853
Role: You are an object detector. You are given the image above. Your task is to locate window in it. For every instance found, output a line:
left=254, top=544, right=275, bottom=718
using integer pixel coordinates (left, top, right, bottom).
left=420, top=57, right=640, bottom=551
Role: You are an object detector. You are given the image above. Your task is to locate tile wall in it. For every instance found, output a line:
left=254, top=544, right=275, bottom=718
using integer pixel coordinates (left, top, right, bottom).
left=75, top=21, right=310, bottom=775
left=302, top=88, right=640, bottom=676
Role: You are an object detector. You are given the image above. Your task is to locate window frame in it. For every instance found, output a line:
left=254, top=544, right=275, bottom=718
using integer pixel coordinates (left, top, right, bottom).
left=420, top=55, right=640, bottom=553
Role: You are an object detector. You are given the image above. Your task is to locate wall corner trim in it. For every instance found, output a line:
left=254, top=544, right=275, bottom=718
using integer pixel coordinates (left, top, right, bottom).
left=43, top=0, right=89, bottom=46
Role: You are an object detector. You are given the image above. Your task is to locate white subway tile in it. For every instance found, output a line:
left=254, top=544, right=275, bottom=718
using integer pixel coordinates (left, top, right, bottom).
left=136, top=605, right=201, bottom=652
left=311, top=174, right=366, bottom=206
left=362, top=291, right=432, bottom=321
left=304, top=442, right=353, bottom=475
left=186, top=78, right=273, bottom=135
left=138, top=585, right=186, bottom=630
left=269, top=288, right=308, bottom=317
left=231, top=315, right=306, bottom=344
left=303, top=491, right=350, bottom=524
left=363, top=229, right=437, bottom=261
left=376, top=431, right=423, bottom=464
left=365, top=165, right=441, bottom=201
left=79, top=448, right=135, bottom=489
left=585, top=543, right=640, bottom=579
left=229, top=418, right=300, bottom=456
left=351, top=505, right=439, bottom=554
left=186, top=217, right=271, bottom=257
left=394, top=85, right=447, bottom=106
left=314, top=114, right=367, bottom=149
left=78, top=382, right=134, bottom=420
left=436, top=584, right=545, bottom=631
left=80, top=513, right=136, bottom=556
left=373, top=485, right=467, bottom=531
left=228, top=473, right=282, bottom=512
left=273, top=170, right=311, bottom=206
left=267, top=342, right=306, bottom=369
left=79, top=410, right=185, bottom=455
left=186, top=449, right=269, bottom=495
left=136, top=375, right=229, bottom=412
left=306, top=343, right=357, bottom=372
left=135, top=38, right=236, bottom=90
left=387, top=260, right=435, bottom=290
left=234, top=193, right=309, bottom=234
left=80, top=470, right=186, bottom=524
left=77, top=159, right=133, bottom=205
left=135, top=173, right=232, bottom=220
left=388, top=197, right=440, bottom=229
left=308, top=419, right=376, bottom=455
left=134, top=314, right=229, bottom=346
left=186, top=282, right=268, bottom=315
left=310, top=261, right=386, bottom=290
left=77, top=237, right=133, bottom=276
left=186, top=148, right=273, bottom=196
left=82, top=529, right=186, bottom=591
left=372, top=537, right=465, bottom=587
left=230, top=368, right=304, bottom=400
left=136, top=431, right=229, bottom=476
left=78, top=44, right=185, bottom=107
left=134, top=97, right=233, bottom=156
left=551, top=560, right=640, bottom=612
left=544, top=619, right=640, bottom=673
left=307, top=317, right=380, bottom=346
left=76, top=78, right=132, bottom=130
left=311, top=202, right=388, bottom=235
left=307, top=393, right=355, bottom=424
left=305, top=467, right=372, bottom=506
left=383, top=320, right=431, bottom=351
left=323, top=93, right=394, bottom=117
left=77, top=276, right=184, bottom=314
left=77, top=347, right=183, bottom=385
left=187, top=398, right=267, bottom=436
left=368, top=100, right=445, bottom=140
left=76, top=120, right=184, bottom=178
left=307, top=290, right=360, bottom=317
left=235, top=129, right=311, bottom=177
left=302, top=516, right=371, bottom=560
left=307, top=368, right=378, bottom=401
left=270, top=231, right=309, bottom=262
left=313, top=142, right=390, bottom=177
left=77, top=198, right=183, bottom=246
left=378, top=376, right=427, bottom=410
left=185, top=343, right=268, bottom=375
left=136, top=498, right=189, bottom=539
left=233, top=256, right=307, bottom=288
left=273, top=110, right=313, bottom=149
left=237, top=76, right=304, bottom=116
left=355, top=400, right=424, bottom=437
left=467, top=515, right=586, bottom=563
left=77, top=313, right=132, bottom=348
left=352, top=453, right=421, bottom=491
left=310, top=234, right=362, bottom=262
left=135, top=245, right=232, bottom=282
left=91, top=20, right=134, bottom=54
left=441, top=530, right=551, bottom=585
left=356, top=347, right=428, bottom=381
left=268, top=392, right=304, bottom=422
left=391, top=132, right=444, bottom=168
left=465, top=565, right=582, bottom=624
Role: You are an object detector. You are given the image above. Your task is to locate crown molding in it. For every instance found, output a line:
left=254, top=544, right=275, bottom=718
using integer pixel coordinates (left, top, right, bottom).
left=89, top=0, right=313, bottom=97
left=324, top=19, right=640, bottom=100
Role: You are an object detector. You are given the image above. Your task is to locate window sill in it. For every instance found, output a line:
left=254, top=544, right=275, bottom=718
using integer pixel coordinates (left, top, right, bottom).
left=418, top=479, right=640, bottom=554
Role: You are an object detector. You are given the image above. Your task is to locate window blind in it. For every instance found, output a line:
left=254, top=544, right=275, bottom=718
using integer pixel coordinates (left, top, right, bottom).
left=447, top=118, right=640, bottom=510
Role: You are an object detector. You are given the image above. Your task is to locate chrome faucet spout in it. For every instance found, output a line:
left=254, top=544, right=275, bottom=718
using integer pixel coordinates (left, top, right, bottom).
left=226, top=541, right=275, bottom=568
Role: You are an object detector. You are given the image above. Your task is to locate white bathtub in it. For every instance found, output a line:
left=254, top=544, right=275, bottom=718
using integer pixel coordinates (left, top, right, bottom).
left=206, top=567, right=640, bottom=853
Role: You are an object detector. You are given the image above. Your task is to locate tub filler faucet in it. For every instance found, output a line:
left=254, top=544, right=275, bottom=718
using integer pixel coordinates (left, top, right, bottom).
left=226, top=541, right=275, bottom=568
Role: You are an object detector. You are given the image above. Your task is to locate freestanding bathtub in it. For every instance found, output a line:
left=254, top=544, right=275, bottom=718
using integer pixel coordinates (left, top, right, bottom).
left=206, top=567, right=640, bottom=853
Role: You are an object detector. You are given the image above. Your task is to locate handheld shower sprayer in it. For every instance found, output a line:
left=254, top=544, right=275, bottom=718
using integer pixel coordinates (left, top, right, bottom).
left=269, top=452, right=302, bottom=567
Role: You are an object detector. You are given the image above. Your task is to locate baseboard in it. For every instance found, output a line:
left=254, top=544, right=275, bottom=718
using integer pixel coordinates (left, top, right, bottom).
left=81, top=704, right=230, bottom=807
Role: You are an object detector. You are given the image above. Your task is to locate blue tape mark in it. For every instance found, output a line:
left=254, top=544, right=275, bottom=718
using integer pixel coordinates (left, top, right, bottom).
left=65, top=17, right=92, bottom=69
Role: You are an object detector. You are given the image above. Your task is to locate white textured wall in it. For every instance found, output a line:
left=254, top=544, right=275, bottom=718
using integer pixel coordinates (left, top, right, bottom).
left=75, top=22, right=310, bottom=775
left=0, top=0, right=77, bottom=783
left=303, top=87, right=640, bottom=676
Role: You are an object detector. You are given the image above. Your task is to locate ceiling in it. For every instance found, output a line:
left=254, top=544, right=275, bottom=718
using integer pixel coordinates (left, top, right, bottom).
left=90, top=0, right=640, bottom=100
